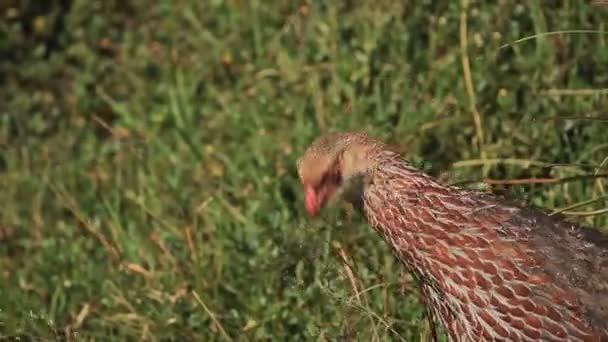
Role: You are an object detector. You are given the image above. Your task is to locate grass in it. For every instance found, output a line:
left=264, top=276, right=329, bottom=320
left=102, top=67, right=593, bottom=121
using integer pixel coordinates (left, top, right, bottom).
left=1, top=1, right=608, bottom=340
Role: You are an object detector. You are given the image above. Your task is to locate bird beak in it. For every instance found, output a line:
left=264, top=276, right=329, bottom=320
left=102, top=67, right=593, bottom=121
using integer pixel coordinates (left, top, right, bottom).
left=305, top=185, right=320, bottom=216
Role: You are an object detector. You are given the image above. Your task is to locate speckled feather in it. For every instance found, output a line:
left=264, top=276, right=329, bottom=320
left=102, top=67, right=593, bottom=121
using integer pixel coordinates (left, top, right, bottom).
left=299, top=132, right=608, bottom=342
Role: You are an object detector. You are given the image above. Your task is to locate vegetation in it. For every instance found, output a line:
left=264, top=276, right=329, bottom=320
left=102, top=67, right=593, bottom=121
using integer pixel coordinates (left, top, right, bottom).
left=1, top=1, right=607, bottom=340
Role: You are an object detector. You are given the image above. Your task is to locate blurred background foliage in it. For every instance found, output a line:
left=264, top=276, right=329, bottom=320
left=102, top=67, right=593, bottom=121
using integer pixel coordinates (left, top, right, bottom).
left=1, top=0, right=607, bottom=340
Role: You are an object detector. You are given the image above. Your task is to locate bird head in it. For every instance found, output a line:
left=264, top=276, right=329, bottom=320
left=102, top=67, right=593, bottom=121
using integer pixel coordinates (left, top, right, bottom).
left=296, top=132, right=382, bottom=216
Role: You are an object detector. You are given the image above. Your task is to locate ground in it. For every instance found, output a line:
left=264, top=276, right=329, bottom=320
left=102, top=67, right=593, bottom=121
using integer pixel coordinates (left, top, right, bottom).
left=1, top=1, right=607, bottom=340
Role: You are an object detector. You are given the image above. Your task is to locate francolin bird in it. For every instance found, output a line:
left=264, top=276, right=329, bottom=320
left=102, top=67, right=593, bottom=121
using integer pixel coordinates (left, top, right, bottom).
left=297, top=132, right=608, bottom=341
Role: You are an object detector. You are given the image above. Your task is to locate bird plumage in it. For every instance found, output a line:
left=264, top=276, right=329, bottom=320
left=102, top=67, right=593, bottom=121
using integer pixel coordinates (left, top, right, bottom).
left=298, top=132, right=608, bottom=341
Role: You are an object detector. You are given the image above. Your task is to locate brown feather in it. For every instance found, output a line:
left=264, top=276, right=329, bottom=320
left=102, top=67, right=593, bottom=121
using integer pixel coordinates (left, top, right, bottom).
left=298, top=132, right=608, bottom=341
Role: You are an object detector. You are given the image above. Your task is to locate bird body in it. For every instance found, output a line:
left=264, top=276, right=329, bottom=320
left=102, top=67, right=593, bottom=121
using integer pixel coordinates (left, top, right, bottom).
left=297, top=132, right=608, bottom=341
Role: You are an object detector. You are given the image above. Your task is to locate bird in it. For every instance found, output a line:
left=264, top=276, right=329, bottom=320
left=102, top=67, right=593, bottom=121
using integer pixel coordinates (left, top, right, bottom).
left=297, top=131, right=608, bottom=341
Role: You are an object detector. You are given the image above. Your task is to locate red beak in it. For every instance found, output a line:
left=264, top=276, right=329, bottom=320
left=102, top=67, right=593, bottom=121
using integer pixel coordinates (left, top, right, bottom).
left=305, top=186, right=320, bottom=216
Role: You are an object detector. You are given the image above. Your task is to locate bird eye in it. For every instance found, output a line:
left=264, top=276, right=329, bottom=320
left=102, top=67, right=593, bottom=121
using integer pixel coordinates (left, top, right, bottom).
left=316, top=174, right=330, bottom=191
left=317, top=164, right=342, bottom=190
left=331, top=171, right=342, bottom=185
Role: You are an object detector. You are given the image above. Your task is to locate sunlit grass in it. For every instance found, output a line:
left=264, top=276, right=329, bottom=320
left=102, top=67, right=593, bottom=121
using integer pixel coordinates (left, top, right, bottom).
left=1, top=1, right=607, bottom=340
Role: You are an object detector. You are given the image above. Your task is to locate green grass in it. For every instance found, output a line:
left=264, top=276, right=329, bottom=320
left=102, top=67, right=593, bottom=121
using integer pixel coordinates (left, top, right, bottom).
left=1, top=1, right=608, bottom=340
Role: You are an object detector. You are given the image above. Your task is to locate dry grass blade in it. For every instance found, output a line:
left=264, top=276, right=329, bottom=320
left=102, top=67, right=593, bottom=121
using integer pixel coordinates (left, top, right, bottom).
left=596, top=157, right=608, bottom=176
left=451, top=158, right=590, bottom=169
left=124, top=263, right=153, bottom=278
left=192, top=290, right=233, bottom=342
left=320, top=285, right=408, bottom=342
left=459, top=0, right=485, bottom=158
left=542, top=89, right=608, bottom=96
left=560, top=208, right=608, bottom=217
left=149, top=231, right=179, bottom=270
left=348, top=283, right=388, bottom=301
left=482, top=173, right=608, bottom=186
left=124, top=191, right=181, bottom=236
left=50, top=184, right=120, bottom=261
left=499, top=30, right=608, bottom=50
left=70, top=303, right=91, bottom=330
left=338, top=247, right=361, bottom=303
left=334, top=246, right=381, bottom=340
left=550, top=195, right=608, bottom=216
left=595, top=156, right=608, bottom=193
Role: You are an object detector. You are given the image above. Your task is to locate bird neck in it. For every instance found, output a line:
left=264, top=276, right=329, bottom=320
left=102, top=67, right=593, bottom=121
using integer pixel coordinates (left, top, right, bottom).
left=361, top=159, right=473, bottom=278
